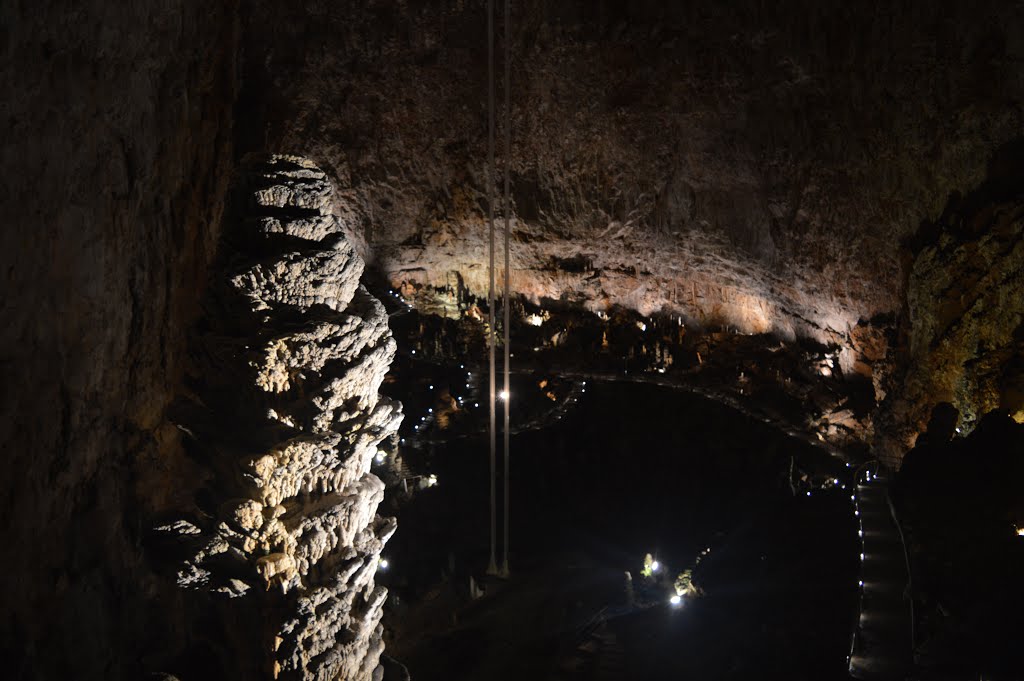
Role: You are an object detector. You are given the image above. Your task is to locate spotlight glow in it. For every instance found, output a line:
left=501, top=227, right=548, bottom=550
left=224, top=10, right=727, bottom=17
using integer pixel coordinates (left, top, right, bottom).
left=499, top=390, right=509, bottom=401
left=378, top=558, right=389, bottom=570
left=651, top=560, right=661, bottom=573
left=669, top=594, right=682, bottom=606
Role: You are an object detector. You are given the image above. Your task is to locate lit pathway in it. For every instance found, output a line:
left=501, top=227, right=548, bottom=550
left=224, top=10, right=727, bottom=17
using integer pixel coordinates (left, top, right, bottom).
left=849, top=474, right=914, bottom=679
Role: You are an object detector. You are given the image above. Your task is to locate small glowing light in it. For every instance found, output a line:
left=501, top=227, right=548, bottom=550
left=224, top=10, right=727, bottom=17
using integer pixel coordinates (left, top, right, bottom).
left=855, top=510, right=859, bottom=516
left=428, top=408, right=433, bottom=413
left=429, top=385, right=434, bottom=390
left=651, top=560, right=661, bottom=573
left=833, top=478, right=839, bottom=485
left=806, top=491, right=811, bottom=497
left=378, top=558, right=389, bottom=570
left=1016, top=526, right=1024, bottom=537
left=955, top=427, right=962, bottom=434
left=460, top=364, right=464, bottom=369
left=375, top=452, right=386, bottom=464
left=427, top=473, right=438, bottom=487
left=669, top=594, right=682, bottom=606
left=859, top=530, right=863, bottom=538
left=860, top=553, right=865, bottom=561
left=636, top=321, right=647, bottom=332
left=411, top=349, right=416, bottom=354
left=858, top=580, right=864, bottom=587
left=499, top=390, right=509, bottom=401
left=474, top=402, right=479, bottom=408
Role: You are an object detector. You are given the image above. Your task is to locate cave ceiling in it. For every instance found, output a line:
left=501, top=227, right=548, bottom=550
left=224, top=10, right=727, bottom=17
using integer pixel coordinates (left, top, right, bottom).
left=242, top=0, right=1024, bottom=356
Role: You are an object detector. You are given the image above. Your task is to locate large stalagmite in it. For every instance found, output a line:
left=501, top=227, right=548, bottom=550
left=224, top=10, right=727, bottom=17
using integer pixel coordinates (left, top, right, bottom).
left=162, top=155, right=402, bottom=680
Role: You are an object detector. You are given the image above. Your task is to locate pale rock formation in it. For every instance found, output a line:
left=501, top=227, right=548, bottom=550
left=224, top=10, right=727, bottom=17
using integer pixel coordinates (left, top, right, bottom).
left=163, top=155, right=401, bottom=681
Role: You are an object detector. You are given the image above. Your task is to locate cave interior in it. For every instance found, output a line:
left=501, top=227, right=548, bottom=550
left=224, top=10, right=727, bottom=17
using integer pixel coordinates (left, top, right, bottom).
left=3, top=1, right=1024, bottom=680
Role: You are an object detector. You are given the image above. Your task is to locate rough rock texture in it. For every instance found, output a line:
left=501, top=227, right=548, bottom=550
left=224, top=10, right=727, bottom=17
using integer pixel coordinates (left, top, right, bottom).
left=0, top=2, right=239, bottom=678
left=881, top=143, right=1024, bottom=457
left=234, top=0, right=1024, bottom=461
left=162, top=155, right=402, bottom=680
left=243, top=0, right=1024, bottom=364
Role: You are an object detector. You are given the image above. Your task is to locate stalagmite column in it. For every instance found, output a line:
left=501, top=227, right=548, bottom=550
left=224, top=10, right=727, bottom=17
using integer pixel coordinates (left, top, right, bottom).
left=160, top=154, right=402, bottom=680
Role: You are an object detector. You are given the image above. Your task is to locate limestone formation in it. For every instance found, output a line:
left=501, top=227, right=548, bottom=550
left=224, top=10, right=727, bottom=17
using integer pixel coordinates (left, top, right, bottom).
left=883, top=149, right=1024, bottom=455
left=163, top=155, right=402, bottom=681
left=243, top=0, right=1024, bottom=365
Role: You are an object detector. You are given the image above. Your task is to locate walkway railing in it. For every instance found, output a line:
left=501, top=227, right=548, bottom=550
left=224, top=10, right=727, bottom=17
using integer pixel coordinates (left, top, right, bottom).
left=885, top=482, right=916, bottom=657
left=848, top=461, right=915, bottom=679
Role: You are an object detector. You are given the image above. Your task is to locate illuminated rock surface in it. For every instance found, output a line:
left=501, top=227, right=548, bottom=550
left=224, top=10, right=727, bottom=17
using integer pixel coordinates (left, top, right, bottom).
left=245, top=1, right=1024, bottom=358
left=163, top=155, right=402, bottom=680
left=884, top=150, right=1024, bottom=455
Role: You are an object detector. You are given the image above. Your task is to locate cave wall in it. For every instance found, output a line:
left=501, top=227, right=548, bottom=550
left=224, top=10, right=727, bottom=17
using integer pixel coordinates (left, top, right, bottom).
left=882, top=142, right=1024, bottom=457
left=240, top=0, right=1024, bottom=357
left=0, top=1, right=240, bottom=677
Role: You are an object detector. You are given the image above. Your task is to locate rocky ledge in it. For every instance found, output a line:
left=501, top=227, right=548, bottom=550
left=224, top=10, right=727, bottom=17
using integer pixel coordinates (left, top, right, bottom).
left=160, top=155, right=402, bottom=680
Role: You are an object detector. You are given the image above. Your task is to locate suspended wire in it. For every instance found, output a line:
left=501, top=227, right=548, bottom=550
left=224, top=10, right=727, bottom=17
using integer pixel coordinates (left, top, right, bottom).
left=486, top=0, right=498, bottom=577
left=501, top=0, right=512, bottom=578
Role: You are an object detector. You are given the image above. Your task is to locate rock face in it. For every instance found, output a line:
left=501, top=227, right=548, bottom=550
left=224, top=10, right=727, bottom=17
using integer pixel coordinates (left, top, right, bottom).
left=237, top=0, right=1024, bottom=460
left=0, top=2, right=238, bottom=678
left=882, top=143, right=1024, bottom=456
left=163, top=155, right=402, bottom=680
left=242, top=0, right=1024, bottom=362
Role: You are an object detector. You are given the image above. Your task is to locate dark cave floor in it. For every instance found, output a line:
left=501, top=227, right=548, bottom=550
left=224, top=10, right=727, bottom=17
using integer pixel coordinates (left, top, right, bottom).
left=380, top=380, right=859, bottom=681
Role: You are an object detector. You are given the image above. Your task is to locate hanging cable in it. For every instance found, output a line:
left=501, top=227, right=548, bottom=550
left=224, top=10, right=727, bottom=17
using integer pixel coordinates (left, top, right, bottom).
left=486, top=0, right=498, bottom=577
left=500, top=0, right=512, bottom=578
